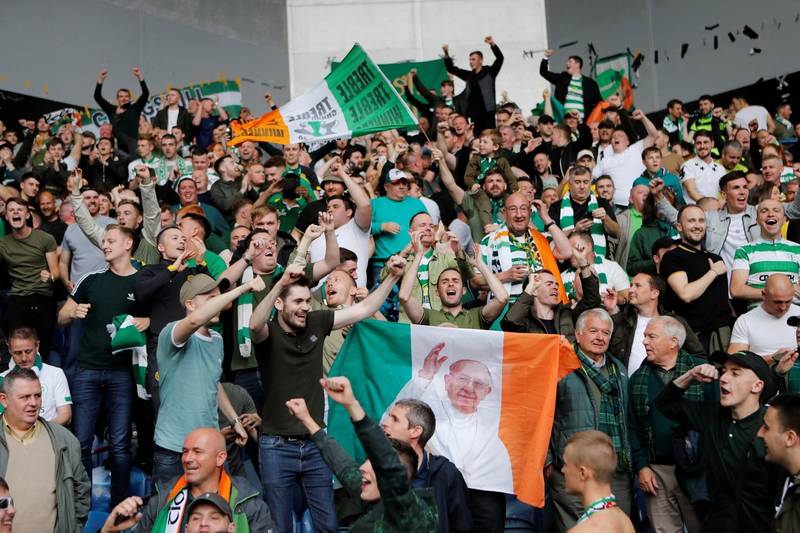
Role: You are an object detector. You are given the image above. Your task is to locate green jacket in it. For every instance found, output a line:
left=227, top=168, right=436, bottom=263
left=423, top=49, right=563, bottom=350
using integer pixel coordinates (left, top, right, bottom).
left=311, top=415, right=438, bottom=532
left=776, top=474, right=800, bottom=533
left=0, top=417, right=90, bottom=533
left=626, top=222, right=675, bottom=276
left=549, top=355, right=630, bottom=470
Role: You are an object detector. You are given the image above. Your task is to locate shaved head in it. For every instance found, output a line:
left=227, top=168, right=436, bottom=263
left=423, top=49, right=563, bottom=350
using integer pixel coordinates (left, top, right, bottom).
left=185, top=427, right=226, bottom=453
left=763, top=274, right=795, bottom=318
left=764, top=273, right=793, bottom=294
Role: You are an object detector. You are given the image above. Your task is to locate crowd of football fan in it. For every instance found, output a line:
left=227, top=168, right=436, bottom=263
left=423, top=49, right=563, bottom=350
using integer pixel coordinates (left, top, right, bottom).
left=0, top=34, right=798, bottom=533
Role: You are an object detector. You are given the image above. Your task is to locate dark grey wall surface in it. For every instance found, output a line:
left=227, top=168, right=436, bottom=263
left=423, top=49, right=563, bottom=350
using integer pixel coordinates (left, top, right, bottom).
left=0, top=0, right=290, bottom=110
left=544, top=0, right=800, bottom=112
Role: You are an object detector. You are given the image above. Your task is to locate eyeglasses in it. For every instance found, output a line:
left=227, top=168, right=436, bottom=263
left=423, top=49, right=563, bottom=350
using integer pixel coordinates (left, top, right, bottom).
left=0, top=497, right=14, bottom=509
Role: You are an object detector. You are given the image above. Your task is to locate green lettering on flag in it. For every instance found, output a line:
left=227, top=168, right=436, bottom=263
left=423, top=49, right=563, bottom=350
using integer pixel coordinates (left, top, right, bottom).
left=327, top=320, right=413, bottom=462
left=326, top=45, right=418, bottom=136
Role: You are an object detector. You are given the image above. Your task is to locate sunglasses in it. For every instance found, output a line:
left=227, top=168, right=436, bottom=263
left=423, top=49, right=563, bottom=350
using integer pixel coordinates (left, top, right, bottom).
left=0, top=497, right=13, bottom=509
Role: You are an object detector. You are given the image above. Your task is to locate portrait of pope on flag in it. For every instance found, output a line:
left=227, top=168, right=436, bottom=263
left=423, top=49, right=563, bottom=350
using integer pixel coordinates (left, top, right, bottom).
left=391, top=340, right=513, bottom=493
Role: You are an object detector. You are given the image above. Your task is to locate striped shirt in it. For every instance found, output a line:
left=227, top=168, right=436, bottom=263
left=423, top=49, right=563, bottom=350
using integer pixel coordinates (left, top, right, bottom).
left=481, top=229, right=544, bottom=299
left=564, top=76, right=584, bottom=118
left=732, top=237, right=800, bottom=289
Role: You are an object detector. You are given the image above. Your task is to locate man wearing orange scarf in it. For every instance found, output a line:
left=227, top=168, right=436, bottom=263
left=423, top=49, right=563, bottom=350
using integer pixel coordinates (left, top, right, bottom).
left=101, top=428, right=275, bottom=533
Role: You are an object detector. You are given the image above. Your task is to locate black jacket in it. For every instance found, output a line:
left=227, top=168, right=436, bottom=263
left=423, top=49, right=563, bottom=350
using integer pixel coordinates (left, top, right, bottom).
left=94, top=79, right=149, bottom=153
left=152, top=106, right=194, bottom=135
left=501, top=270, right=601, bottom=343
left=548, top=123, right=593, bottom=179
left=424, top=453, right=472, bottom=533
left=538, top=60, right=602, bottom=116
left=445, top=45, right=504, bottom=116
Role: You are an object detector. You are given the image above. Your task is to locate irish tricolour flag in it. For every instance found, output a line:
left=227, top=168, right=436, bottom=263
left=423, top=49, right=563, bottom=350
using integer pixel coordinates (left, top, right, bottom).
left=328, top=320, right=579, bottom=506
left=229, top=44, right=418, bottom=147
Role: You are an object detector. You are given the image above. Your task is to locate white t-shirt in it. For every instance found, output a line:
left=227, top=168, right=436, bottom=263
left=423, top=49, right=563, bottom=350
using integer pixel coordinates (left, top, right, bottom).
left=167, top=107, right=179, bottom=131
left=2, top=361, right=71, bottom=422
left=593, top=140, right=646, bottom=207
left=730, top=303, right=800, bottom=356
left=734, top=105, right=770, bottom=131
left=680, top=157, right=725, bottom=203
left=308, top=217, right=371, bottom=287
left=628, top=315, right=653, bottom=375
left=720, top=212, right=748, bottom=271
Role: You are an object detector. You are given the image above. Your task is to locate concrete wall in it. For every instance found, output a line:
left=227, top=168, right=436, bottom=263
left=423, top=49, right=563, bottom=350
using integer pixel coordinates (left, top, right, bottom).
left=544, top=0, right=800, bottom=112
left=286, top=0, right=550, bottom=115
left=0, top=0, right=290, bottom=111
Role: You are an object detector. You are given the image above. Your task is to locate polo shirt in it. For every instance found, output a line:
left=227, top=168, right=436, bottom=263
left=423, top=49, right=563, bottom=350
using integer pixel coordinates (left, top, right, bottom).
left=256, top=310, right=334, bottom=436
left=680, top=157, right=725, bottom=203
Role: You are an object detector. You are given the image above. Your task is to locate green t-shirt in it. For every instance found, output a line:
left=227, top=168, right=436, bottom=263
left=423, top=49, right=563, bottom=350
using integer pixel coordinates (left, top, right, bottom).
left=370, top=195, right=427, bottom=261
left=421, top=306, right=489, bottom=330
left=155, top=321, right=223, bottom=452
left=72, top=268, right=140, bottom=370
left=0, top=229, right=57, bottom=296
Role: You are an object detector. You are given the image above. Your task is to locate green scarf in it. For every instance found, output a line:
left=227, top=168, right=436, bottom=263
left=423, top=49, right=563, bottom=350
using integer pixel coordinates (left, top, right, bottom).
left=476, top=156, right=497, bottom=183
left=577, top=348, right=630, bottom=472
left=490, top=197, right=504, bottom=224
left=559, top=194, right=606, bottom=257
left=108, top=314, right=149, bottom=400
left=236, top=265, right=283, bottom=358
left=563, top=255, right=607, bottom=302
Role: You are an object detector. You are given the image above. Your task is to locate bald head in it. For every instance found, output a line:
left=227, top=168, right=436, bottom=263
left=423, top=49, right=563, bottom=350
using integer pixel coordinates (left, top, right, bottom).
left=184, top=427, right=226, bottom=453
left=763, top=274, right=795, bottom=318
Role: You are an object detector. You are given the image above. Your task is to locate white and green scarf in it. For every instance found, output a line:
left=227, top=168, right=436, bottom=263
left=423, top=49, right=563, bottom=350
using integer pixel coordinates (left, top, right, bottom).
left=108, top=314, right=149, bottom=400
left=236, top=266, right=255, bottom=358
left=559, top=193, right=606, bottom=257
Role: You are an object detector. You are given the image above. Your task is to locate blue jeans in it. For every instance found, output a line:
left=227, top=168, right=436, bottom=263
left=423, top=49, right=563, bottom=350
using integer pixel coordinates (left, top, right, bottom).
left=72, top=367, right=134, bottom=507
left=152, top=445, right=184, bottom=487
left=259, top=435, right=337, bottom=533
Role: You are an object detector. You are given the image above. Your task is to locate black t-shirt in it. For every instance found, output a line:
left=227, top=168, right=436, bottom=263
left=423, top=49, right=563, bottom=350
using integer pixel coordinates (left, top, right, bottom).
left=39, top=219, right=67, bottom=245
left=659, top=242, right=732, bottom=332
left=256, top=310, right=335, bottom=435
left=72, top=268, right=141, bottom=370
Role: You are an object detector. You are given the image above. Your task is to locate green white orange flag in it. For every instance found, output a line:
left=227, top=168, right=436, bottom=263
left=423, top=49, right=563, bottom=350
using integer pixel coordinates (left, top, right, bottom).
left=229, top=44, right=418, bottom=146
left=327, top=320, right=579, bottom=507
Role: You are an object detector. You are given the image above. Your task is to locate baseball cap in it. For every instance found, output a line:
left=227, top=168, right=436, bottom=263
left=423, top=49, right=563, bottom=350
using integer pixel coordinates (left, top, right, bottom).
left=385, top=168, right=408, bottom=183
left=787, top=315, right=800, bottom=327
left=320, top=172, right=344, bottom=185
left=710, top=350, right=776, bottom=400
left=577, top=149, right=595, bottom=161
left=186, top=492, right=232, bottom=521
left=179, top=273, right=223, bottom=302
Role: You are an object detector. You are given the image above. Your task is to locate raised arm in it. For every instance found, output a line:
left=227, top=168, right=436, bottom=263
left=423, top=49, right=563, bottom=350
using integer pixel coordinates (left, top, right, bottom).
left=538, top=49, right=561, bottom=85
left=535, top=199, right=573, bottom=261
left=632, top=109, right=658, bottom=149
left=173, top=276, right=265, bottom=345
left=433, top=147, right=465, bottom=205
left=93, top=69, right=116, bottom=115
left=470, top=243, right=508, bottom=322
left=442, top=44, right=471, bottom=81
left=485, top=37, right=503, bottom=76
left=68, top=170, right=104, bottom=249
left=136, top=167, right=161, bottom=245
left=333, top=255, right=406, bottom=329
left=339, top=166, right=372, bottom=231
left=313, top=212, right=340, bottom=281
left=130, top=67, right=149, bottom=113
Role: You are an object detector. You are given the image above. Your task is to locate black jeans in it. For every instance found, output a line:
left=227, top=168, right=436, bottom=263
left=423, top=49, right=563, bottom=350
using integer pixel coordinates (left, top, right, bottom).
left=467, top=488, right=507, bottom=532
left=5, top=293, right=56, bottom=360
